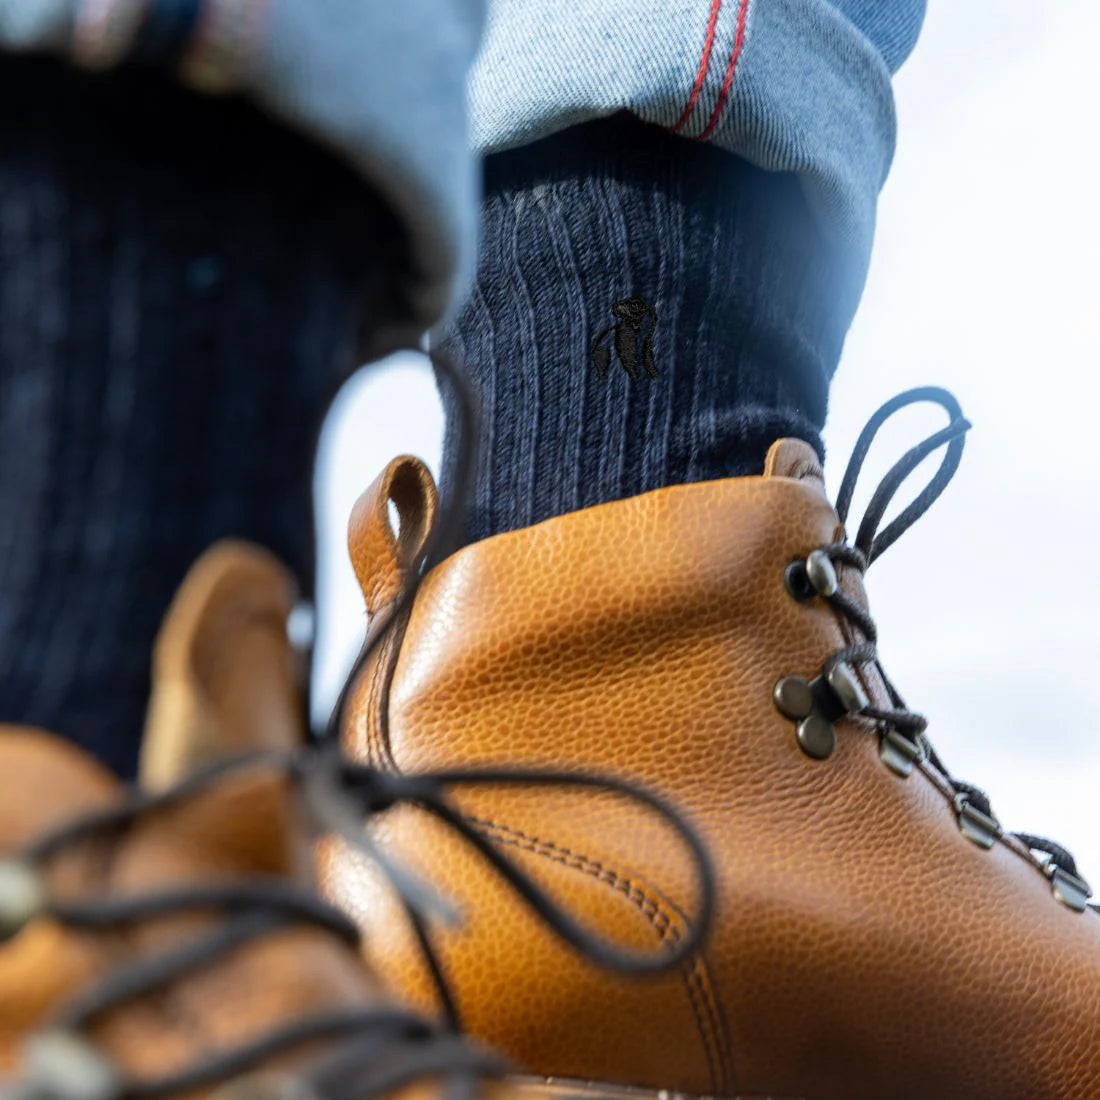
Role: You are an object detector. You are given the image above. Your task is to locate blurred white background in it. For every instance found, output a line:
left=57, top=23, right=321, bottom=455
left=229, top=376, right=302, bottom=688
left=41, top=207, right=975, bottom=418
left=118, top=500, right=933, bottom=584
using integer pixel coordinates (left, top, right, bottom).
left=313, top=0, right=1100, bottom=876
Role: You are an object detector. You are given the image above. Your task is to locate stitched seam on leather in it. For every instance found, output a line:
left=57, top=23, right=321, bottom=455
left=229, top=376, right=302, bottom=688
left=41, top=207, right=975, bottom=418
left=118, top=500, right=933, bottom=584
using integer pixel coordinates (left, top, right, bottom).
left=365, top=640, right=385, bottom=770
left=476, top=820, right=728, bottom=1093
left=682, top=952, right=728, bottom=1094
left=473, top=822, right=717, bottom=1089
left=467, top=815, right=732, bottom=1093
left=688, top=947, right=735, bottom=1093
left=375, top=611, right=409, bottom=774
left=380, top=629, right=401, bottom=771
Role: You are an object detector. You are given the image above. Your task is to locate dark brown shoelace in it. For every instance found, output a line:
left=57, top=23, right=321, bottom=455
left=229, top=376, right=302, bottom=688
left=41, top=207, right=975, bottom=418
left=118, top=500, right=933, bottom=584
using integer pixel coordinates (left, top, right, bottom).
left=790, top=386, right=1094, bottom=909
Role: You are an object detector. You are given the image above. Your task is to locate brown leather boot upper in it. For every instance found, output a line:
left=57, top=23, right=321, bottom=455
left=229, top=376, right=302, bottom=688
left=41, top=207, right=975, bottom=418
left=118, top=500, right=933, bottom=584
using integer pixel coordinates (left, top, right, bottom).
left=326, top=435, right=1100, bottom=1100
left=0, top=542, right=512, bottom=1100
left=0, top=729, right=383, bottom=1087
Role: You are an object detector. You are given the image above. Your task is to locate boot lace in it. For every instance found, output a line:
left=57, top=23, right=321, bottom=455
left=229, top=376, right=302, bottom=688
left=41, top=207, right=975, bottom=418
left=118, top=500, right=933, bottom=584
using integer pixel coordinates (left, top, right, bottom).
left=0, top=349, right=715, bottom=1100
left=788, top=386, right=1094, bottom=913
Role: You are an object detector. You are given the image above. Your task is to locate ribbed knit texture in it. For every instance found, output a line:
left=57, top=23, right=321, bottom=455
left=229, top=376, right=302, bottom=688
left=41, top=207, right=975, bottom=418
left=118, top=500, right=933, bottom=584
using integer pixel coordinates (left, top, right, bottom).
left=436, top=114, right=851, bottom=547
left=0, top=57, right=404, bottom=776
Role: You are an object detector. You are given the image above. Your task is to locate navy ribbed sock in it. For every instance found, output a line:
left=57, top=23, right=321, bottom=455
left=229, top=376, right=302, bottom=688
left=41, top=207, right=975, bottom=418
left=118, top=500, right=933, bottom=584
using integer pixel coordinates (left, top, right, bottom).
left=437, top=114, right=857, bottom=546
left=0, top=57, right=404, bottom=776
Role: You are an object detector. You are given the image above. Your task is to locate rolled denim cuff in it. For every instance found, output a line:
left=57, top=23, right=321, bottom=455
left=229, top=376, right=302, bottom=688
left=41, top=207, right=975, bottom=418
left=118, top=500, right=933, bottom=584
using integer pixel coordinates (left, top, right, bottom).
left=469, top=0, right=909, bottom=324
left=254, top=0, right=484, bottom=338
left=0, top=0, right=485, bottom=338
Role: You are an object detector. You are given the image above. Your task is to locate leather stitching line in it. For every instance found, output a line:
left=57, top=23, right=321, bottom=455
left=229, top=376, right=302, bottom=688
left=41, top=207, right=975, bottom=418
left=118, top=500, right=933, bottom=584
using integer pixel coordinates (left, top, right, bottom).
left=470, top=819, right=715, bottom=1088
left=467, top=815, right=733, bottom=1093
left=368, top=629, right=398, bottom=773
left=688, top=947, right=735, bottom=1093
left=365, top=640, right=385, bottom=770
left=473, top=817, right=729, bottom=1093
left=375, top=608, right=410, bottom=775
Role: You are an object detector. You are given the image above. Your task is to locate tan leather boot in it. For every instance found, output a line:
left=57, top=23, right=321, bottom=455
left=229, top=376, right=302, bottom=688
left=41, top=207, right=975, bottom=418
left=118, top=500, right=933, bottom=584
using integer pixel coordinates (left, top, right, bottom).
left=325, top=388, right=1100, bottom=1100
left=1, top=540, right=702, bottom=1100
left=0, top=541, right=502, bottom=1100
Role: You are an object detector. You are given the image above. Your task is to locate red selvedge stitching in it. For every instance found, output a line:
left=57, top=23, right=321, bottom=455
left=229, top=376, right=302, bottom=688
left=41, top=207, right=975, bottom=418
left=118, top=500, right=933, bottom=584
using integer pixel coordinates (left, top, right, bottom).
left=671, top=0, right=723, bottom=134
left=698, top=0, right=751, bottom=141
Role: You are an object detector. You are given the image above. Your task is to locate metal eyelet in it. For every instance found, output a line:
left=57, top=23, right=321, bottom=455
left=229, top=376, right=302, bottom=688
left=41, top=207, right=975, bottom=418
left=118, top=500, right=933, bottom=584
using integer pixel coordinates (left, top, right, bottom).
left=1046, top=864, right=1093, bottom=914
left=0, top=858, right=46, bottom=942
left=22, top=1030, right=124, bottom=1100
left=953, top=794, right=1001, bottom=850
left=879, top=728, right=925, bottom=778
left=825, top=661, right=869, bottom=715
left=784, top=561, right=815, bottom=602
left=784, top=551, right=839, bottom=603
left=773, top=676, right=837, bottom=760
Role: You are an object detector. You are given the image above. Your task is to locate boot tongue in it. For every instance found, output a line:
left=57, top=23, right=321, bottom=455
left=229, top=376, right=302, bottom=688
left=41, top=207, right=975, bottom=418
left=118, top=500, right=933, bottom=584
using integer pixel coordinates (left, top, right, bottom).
left=139, top=541, right=306, bottom=790
left=131, top=538, right=318, bottom=887
left=2, top=540, right=312, bottom=880
left=763, top=437, right=827, bottom=493
left=2, top=541, right=306, bottom=854
left=117, top=546, right=371, bottom=1091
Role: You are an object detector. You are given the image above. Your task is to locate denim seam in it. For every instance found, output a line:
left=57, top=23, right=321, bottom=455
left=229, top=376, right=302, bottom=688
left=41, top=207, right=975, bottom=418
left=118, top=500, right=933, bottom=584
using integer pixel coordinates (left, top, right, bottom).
left=670, top=0, right=723, bottom=134
left=699, top=0, right=751, bottom=141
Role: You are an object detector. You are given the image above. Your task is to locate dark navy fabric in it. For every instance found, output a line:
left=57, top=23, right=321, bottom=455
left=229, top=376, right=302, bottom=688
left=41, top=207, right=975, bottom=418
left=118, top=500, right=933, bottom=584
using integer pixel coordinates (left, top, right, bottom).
left=131, top=0, right=205, bottom=65
left=0, top=58, right=401, bottom=776
left=437, top=115, right=847, bottom=547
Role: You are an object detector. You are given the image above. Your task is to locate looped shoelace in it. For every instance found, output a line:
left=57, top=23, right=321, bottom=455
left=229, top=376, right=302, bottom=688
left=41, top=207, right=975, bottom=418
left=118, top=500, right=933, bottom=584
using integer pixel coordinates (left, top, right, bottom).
left=6, top=743, right=714, bottom=1100
left=2, top=350, right=716, bottom=1100
left=806, top=385, right=1093, bottom=902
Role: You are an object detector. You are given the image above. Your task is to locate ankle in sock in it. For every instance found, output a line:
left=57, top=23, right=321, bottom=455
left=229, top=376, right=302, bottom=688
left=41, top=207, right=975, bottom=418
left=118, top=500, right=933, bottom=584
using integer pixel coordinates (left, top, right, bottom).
left=437, top=114, right=861, bottom=547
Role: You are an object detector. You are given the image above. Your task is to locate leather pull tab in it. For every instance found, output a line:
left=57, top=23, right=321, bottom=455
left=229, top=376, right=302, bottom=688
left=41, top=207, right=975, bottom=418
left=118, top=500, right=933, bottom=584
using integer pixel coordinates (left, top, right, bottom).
left=348, top=455, right=439, bottom=618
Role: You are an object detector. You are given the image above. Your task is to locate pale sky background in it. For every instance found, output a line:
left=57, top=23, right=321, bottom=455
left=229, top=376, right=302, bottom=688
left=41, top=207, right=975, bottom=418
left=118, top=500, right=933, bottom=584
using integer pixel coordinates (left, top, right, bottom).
left=314, top=0, right=1100, bottom=879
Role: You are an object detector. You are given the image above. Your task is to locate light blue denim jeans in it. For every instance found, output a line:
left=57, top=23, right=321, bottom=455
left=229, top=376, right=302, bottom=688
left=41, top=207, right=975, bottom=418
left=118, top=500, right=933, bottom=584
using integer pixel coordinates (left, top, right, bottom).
left=0, top=0, right=924, bottom=337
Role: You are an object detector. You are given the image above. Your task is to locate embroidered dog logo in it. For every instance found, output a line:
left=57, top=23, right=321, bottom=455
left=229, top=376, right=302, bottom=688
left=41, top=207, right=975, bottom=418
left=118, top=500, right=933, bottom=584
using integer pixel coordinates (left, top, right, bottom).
left=591, top=296, right=659, bottom=380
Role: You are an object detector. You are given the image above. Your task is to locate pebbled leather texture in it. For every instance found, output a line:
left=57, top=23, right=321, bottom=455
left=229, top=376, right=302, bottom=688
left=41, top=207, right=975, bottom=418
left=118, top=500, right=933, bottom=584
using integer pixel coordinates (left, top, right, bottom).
left=326, top=447, right=1100, bottom=1100
left=0, top=737, right=382, bottom=1085
left=0, top=538, right=712, bottom=1100
left=0, top=543, right=381, bottom=1087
